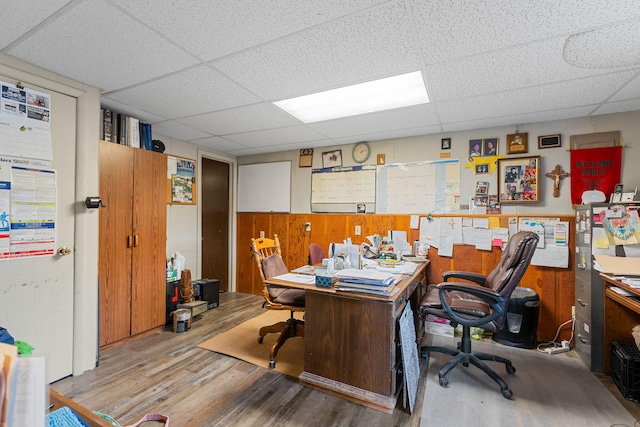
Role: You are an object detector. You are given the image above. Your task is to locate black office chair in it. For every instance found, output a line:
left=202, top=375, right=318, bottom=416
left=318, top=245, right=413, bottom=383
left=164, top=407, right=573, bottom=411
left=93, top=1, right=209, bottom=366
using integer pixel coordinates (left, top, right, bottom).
left=419, top=231, right=539, bottom=399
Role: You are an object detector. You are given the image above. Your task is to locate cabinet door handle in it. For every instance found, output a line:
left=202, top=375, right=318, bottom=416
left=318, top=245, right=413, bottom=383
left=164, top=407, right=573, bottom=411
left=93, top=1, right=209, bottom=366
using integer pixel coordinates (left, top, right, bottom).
left=134, top=235, right=139, bottom=247
left=577, top=334, right=589, bottom=344
left=127, top=235, right=133, bottom=248
left=577, top=298, right=587, bottom=307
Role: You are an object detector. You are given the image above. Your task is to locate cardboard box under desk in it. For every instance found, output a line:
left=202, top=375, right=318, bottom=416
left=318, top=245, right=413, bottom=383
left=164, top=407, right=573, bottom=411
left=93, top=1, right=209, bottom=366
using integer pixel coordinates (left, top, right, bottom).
left=425, top=316, right=454, bottom=337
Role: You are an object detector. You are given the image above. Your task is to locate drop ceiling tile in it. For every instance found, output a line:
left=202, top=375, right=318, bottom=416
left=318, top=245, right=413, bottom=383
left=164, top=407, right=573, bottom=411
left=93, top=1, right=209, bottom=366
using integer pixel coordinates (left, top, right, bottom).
left=593, top=99, right=640, bottom=115
left=227, top=147, right=264, bottom=156
left=309, top=104, right=440, bottom=138
left=7, top=0, right=199, bottom=92
left=437, top=71, right=636, bottom=123
left=0, top=0, right=72, bottom=48
left=563, top=19, right=640, bottom=68
left=191, top=136, right=246, bottom=153
left=441, top=105, right=597, bottom=133
left=259, top=140, right=335, bottom=154
left=412, top=0, right=640, bottom=64
left=151, top=120, right=211, bottom=142
left=332, top=125, right=443, bottom=145
left=223, top=126, right=327, bottom=148
left=106, top=65, right=261, bottom=119
left=100, top=97, right=166, bottom=124
left=111, top=0, right=387, bottom=61
left=610, top=73, right=640, bottom=101
left=176, top=103, right=300, bottom=135
left=425, top=38, right=626, bottom=101
left=213, top=1, right=420, bottom=100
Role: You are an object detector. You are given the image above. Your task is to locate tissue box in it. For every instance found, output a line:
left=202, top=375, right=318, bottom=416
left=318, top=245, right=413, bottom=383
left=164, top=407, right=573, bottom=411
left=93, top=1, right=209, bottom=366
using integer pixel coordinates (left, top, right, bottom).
left=314, top=268, right=337, bottom=287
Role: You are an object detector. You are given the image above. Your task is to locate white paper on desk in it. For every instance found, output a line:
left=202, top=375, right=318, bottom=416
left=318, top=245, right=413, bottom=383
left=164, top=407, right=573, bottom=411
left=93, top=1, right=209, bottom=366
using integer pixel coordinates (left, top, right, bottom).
left=273, top=273, right=316, bottom=284
left=475, top=228, right=493, bottom=251
left=611, top=286, right=634, bottom=296
left=391, top=230, right=410, bottom=255
left=531, top=245, right=568, bottom=268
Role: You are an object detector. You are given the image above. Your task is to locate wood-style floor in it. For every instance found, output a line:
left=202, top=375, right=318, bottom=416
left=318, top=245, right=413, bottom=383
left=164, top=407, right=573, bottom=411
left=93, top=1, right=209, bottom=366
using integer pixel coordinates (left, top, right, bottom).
left=52, top=292, right=426, bottom=426
left=52, top=292, right=640, bottom=427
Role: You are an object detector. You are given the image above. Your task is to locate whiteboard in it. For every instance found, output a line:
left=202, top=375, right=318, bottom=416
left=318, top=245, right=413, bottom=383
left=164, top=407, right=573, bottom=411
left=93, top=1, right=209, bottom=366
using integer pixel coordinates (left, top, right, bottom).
left=238, top=161, right=291, bottom=212
left=311, top=165, right=376, bottom=213
left=377, top=159, right=460, bottom=214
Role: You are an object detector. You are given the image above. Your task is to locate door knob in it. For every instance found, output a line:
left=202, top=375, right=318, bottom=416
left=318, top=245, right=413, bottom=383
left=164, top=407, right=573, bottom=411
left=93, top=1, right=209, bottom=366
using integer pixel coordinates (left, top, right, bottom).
left=57, top=246, right=72, bottom=256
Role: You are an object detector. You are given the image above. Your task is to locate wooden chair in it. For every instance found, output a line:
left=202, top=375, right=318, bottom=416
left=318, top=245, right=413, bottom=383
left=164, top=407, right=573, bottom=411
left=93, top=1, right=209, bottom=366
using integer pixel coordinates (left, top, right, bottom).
left=251, top=234, right=305, bottom=368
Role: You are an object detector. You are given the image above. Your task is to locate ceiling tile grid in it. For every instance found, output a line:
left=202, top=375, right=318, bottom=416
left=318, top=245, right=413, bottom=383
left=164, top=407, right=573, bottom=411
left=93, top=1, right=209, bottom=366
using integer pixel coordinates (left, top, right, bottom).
left=104, top=64, right=262, bottom=118
left=212, top=0, right=421, bottom=100
left=2, top=1, right=640, bottom=155
left=7, top=0, right=200, bottom=92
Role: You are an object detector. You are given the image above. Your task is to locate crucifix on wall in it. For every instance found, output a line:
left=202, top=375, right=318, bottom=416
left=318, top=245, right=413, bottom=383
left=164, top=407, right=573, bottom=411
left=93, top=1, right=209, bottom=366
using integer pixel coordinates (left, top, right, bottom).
left=546, top=165, right=570, bottom=198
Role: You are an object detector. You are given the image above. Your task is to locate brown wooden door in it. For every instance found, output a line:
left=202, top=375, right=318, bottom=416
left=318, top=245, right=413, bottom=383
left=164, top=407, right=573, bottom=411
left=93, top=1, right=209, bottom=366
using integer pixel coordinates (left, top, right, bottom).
left=131, top=149, right=167, bottom=335
left=99, top=142, right=134, bottom=346
left=201, top=157, right=230, bottom=291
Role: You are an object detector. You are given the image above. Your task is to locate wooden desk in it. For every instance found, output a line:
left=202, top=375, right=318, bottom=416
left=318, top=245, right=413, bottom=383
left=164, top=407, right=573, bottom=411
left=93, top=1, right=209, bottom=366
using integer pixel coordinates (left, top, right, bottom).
left=266, top=262, right=428, bottom=413
left=49, top=388, right=114, bottom=426
left=601, top=274, right=640, bottom=375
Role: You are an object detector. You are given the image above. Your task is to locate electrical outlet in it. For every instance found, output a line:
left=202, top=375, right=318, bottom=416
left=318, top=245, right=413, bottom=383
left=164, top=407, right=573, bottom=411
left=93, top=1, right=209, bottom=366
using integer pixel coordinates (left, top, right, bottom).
left=355, top=225, right=361, bottom=235
left=260, top=230, right=265, bottom=238
left=305, top=222, right=311, bottom=231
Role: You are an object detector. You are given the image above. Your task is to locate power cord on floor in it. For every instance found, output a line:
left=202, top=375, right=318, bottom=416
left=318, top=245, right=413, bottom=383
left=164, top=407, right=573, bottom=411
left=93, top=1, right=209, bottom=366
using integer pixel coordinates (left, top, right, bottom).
left=536, top=317, right=575, bottom=354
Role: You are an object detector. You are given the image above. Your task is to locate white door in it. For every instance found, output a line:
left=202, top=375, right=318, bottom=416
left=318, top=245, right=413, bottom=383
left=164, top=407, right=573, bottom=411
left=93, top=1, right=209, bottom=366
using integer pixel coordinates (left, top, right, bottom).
left=0, top=76, right=76, bottom=382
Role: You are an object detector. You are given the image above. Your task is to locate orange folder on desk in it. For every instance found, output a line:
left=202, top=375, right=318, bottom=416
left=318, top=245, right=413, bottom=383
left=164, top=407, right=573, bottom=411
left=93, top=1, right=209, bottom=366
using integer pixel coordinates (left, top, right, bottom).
left=593, top=254, right=640, bottom=276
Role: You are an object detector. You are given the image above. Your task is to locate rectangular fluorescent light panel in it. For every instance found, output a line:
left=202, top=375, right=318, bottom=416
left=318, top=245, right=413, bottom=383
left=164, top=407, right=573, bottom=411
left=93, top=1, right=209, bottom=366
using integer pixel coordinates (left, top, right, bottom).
left=273, top=71, right=429, bottom=123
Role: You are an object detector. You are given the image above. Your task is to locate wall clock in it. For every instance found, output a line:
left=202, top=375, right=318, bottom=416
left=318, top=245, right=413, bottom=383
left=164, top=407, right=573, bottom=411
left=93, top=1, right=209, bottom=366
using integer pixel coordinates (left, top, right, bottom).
left=352, top=141, right=370, bottom=163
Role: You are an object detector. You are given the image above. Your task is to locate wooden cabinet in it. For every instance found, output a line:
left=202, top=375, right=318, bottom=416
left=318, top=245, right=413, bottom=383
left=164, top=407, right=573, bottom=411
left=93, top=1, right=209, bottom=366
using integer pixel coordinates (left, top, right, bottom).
left=99, top=141, right=167, bottom=348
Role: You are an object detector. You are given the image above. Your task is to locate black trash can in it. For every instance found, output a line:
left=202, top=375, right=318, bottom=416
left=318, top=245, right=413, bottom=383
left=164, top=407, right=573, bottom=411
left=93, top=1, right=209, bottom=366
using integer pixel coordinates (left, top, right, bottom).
left=492, top=286, right=539, bottom=349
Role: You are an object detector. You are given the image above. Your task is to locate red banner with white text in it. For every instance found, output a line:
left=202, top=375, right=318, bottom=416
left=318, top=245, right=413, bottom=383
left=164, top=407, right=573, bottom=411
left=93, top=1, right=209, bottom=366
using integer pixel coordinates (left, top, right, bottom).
left=570, top=146, right=622, bottom=204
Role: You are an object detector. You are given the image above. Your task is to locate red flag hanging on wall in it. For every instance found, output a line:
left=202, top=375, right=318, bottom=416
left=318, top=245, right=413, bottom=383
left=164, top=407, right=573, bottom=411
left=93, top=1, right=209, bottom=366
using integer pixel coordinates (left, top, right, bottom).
left=570, top=146, right=622, bottom=204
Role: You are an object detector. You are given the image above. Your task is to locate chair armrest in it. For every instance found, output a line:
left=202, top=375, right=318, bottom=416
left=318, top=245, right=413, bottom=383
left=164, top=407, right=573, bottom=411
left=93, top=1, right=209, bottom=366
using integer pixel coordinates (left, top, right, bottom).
left=441, top=271, right=486, bottom=285
left=436, top=282, right=505, bottom=327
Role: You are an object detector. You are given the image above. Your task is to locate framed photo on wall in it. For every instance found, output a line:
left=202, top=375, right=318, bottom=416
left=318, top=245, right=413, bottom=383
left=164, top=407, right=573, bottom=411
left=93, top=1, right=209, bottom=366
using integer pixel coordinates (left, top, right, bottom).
left=441, top=138, right=451, bottom=150
left=538, top=134, right=561, bottom=149
left=498, top=156, right=540, bottom=204
left=506, top=133, right=528, bottom=154
left=322, top=149, right=342, bottom=168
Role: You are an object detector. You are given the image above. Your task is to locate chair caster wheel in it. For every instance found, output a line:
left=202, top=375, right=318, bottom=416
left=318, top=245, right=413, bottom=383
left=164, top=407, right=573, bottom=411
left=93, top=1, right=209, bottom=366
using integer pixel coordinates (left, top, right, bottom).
left=258, top=336, right=264, bottom=344
left=269, top=360, right=276, bottom=368
left=438, top=377, right=448, bottom=388
left=501, top=388, right=513, bottom=399
left=506, top=364, right=516, bottom=375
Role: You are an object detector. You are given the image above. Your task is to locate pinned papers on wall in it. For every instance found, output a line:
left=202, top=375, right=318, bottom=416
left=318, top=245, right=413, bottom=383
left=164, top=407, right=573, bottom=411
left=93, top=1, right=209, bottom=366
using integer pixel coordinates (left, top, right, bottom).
left=531, top=245, right=569, bottom=268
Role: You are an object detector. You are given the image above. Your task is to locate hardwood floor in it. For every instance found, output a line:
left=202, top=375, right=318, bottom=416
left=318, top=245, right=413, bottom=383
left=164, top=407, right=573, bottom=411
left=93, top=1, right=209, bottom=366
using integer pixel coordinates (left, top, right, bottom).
left=52, top=292, right=426, bottom=426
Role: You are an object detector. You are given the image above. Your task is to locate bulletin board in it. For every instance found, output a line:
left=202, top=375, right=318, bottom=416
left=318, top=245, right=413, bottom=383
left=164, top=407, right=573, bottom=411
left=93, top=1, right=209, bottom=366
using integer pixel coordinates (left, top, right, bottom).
left=311, top=165, right=376, bottom=213
left=238, top=161, right=291, bottom=212
left=376, top=159, right=460, bottom=214
left=167, top=155, right=196, bottom=205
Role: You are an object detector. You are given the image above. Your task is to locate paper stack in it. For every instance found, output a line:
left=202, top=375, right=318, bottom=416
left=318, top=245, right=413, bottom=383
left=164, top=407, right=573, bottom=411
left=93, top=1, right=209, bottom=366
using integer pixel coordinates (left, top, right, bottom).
left=334, top=269, right=401, bottom=295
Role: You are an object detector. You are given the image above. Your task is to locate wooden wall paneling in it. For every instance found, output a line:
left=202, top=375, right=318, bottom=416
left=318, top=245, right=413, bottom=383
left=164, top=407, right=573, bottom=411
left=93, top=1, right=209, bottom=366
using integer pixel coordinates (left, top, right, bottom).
left=234, top=213, right=575, bottom=343
left=235, top=213, right=255, bottom=294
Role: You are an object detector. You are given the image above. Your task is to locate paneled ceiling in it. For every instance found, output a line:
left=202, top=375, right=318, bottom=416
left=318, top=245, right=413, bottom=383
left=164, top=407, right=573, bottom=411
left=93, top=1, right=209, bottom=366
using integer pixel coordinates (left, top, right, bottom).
left=2, top=1, right=640, bottom=156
